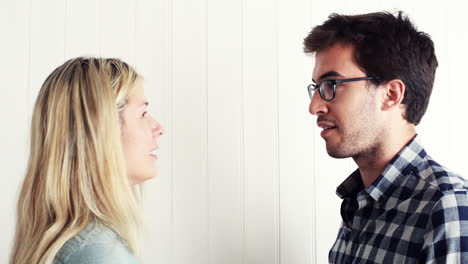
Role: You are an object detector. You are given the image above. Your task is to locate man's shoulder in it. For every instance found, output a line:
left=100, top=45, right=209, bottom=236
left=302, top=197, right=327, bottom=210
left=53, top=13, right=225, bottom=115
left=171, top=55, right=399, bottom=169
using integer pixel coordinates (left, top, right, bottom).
left=412, top=154, right=468, bottom=195
left=54, top=222, right=138, bottom=264
left=416, top=159, right=468, bottom=262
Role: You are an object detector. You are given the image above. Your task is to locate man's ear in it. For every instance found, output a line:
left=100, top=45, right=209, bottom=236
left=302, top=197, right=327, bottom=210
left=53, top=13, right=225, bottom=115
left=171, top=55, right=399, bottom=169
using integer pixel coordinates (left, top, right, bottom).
left=381, top=79, right=405, bottom=111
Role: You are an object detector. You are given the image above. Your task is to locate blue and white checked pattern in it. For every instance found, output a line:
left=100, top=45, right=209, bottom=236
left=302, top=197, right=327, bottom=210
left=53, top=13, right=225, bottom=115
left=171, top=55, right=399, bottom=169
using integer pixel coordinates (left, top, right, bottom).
left=329, top=135, right=468, bottom=264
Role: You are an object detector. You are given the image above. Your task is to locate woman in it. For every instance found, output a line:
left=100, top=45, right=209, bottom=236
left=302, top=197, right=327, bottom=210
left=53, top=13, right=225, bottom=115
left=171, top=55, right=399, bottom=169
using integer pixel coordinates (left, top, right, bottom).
left=10, top=57, right=164, bottom=264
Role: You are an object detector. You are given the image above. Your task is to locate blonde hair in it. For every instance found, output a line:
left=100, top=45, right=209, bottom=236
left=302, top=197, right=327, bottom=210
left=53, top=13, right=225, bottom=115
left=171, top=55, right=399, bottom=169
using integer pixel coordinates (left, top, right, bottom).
left=11, top=57, right=142, bottom=264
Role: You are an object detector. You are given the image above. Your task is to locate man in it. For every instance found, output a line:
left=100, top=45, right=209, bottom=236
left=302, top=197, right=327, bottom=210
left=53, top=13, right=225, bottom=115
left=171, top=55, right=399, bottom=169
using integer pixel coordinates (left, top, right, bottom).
left=304, top=11, right=468, bottom=263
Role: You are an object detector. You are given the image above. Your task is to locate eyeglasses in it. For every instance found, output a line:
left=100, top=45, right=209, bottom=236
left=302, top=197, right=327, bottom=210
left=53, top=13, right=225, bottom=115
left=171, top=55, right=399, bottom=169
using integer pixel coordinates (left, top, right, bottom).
left=307, top=77, right=379, bottom=101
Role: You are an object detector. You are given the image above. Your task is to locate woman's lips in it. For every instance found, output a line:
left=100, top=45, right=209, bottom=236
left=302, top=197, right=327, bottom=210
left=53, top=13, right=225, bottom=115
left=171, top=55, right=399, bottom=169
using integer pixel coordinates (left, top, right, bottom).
left=150, top=147, right=159, bottom=160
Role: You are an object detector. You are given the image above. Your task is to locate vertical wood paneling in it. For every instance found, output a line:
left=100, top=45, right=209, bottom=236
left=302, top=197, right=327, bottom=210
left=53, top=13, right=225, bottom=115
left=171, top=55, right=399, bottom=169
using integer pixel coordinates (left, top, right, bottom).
left=66, top=0, right=100, bottom=57
left=274, top=1, right=281, bottom=264
left=28, top=0, right=66, bottom=112
left=100, top=0, right=133, bottom=62
left=203, top=3, right=209, bottom=263
left=309, top=1, right=350, bottom=263
left=412, top=3, right=451, bottom=168
left=171, top=0, right=208, bottom=262
left=345, top=0, right=382, bottom=14
left=380, top=0, right=417, bottom=16
left=240, top=1, right=246, bottom=262
left=312, top=124, right=351, bottom=264
left=3, top=2, right=468, bottom=264
left=446, top=2, right=468, bottom=175
left=133, top=0, right=173, bottom=263
left=167, top=0, right=175, bottom=261
left=277, top=0, right=314, bottom=263
left=206, top=0, right=243, bottom=263
left=242, top=0, right=278, bottom=263
left=130, top=0, right=136, bottom=65
left=0, top=0, right=30, bottom=262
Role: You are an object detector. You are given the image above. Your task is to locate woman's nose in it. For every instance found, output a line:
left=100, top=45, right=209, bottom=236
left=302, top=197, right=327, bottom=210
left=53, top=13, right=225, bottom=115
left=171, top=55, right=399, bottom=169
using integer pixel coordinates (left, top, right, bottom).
left=151, top=116, right=164, bottom=136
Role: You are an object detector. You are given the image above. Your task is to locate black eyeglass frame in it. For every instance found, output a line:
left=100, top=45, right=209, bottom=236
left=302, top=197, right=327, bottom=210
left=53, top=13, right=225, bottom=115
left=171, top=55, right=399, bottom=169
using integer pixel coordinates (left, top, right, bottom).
left=307, top=76, right=380, bottom=101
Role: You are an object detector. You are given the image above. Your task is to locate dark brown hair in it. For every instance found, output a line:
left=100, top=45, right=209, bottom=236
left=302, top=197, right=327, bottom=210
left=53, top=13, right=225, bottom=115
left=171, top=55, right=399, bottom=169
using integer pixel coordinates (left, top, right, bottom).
left=304, top=11, right=438, bottom=125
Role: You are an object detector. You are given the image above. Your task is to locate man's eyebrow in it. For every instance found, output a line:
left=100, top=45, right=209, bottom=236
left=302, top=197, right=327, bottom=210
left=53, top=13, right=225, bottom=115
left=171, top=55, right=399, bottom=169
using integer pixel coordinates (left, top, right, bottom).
left=312, top=71, right=343, bottom=83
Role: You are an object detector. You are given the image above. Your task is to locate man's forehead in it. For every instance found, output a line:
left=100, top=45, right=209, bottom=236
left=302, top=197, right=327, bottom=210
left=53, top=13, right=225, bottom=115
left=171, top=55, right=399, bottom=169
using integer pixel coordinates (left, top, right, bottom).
left=312, top=44, right=361, bottom=81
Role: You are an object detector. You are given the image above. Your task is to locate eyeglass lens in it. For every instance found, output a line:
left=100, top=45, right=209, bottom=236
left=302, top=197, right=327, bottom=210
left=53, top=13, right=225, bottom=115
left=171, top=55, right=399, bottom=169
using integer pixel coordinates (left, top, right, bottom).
left=320, top=81, right=334, bottom=101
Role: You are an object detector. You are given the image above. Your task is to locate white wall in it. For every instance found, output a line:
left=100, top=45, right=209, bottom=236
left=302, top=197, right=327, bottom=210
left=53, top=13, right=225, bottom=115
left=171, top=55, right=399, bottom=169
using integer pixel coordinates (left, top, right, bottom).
left=1, top=0, right=467, bottom=263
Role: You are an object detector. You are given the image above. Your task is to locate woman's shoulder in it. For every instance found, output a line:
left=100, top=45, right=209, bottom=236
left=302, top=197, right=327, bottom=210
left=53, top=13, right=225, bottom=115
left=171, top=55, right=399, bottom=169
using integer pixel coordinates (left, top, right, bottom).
left=54, top=222, right=139, bottom=264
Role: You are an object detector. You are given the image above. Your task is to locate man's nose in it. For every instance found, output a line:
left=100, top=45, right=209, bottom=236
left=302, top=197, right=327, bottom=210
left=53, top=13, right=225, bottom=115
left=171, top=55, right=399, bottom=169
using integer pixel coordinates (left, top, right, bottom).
left=309, top=91, right=328, bottom=116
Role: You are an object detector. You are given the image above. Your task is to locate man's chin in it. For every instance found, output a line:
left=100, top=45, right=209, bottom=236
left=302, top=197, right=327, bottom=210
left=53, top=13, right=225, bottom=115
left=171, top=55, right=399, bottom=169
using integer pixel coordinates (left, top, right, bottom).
left=326, top=145, right=350, bottom=159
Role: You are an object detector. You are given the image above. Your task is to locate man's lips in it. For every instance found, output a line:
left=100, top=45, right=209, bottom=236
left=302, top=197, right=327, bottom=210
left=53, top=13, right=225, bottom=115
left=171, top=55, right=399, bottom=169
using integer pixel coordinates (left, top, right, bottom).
left=316, top=118, right=338, bottom=131
left=317, top=118, right=338, bottom=138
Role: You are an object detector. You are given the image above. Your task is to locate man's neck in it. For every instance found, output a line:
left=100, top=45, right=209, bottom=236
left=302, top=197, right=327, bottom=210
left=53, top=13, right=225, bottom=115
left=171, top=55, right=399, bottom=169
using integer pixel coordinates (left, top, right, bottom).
left=353, top=130, right=416, bottom=188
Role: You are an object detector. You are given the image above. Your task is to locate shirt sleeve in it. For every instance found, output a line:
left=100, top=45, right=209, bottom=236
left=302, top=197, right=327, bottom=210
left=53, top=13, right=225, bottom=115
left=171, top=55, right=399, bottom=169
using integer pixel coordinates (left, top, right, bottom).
left=63, top=242, right=140, bottom=264
left=422, top=190, right=468, bottom=263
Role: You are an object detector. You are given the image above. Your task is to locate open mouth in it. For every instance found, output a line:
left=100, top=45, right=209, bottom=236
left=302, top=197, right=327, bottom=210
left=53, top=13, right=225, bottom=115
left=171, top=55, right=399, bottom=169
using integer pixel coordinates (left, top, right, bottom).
left=317, top=119, right=338, bottom=137
left=320, top=126, right=337, bottom=138
left=322, top=125, right=337, bottom=131
left=149, top=147, right=159, bottom=159
left=317, top=121, right=338, bottom=130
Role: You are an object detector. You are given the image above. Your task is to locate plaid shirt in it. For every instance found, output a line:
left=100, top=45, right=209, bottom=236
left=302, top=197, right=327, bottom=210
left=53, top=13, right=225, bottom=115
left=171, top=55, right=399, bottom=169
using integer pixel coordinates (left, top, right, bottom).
left=329, top=136, right=468, bottom=264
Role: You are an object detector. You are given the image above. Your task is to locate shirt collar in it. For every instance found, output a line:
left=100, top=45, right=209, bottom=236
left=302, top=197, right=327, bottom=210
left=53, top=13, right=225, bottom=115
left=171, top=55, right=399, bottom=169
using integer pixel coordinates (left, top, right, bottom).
left=336, top=169, right=363, bottom=199
left=336, top=135, right=426, bottom=202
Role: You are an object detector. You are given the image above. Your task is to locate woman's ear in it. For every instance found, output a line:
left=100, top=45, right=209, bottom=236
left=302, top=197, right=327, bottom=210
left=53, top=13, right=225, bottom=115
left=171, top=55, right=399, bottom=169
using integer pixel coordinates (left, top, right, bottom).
left=381, top=79, right=405, bottom=111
